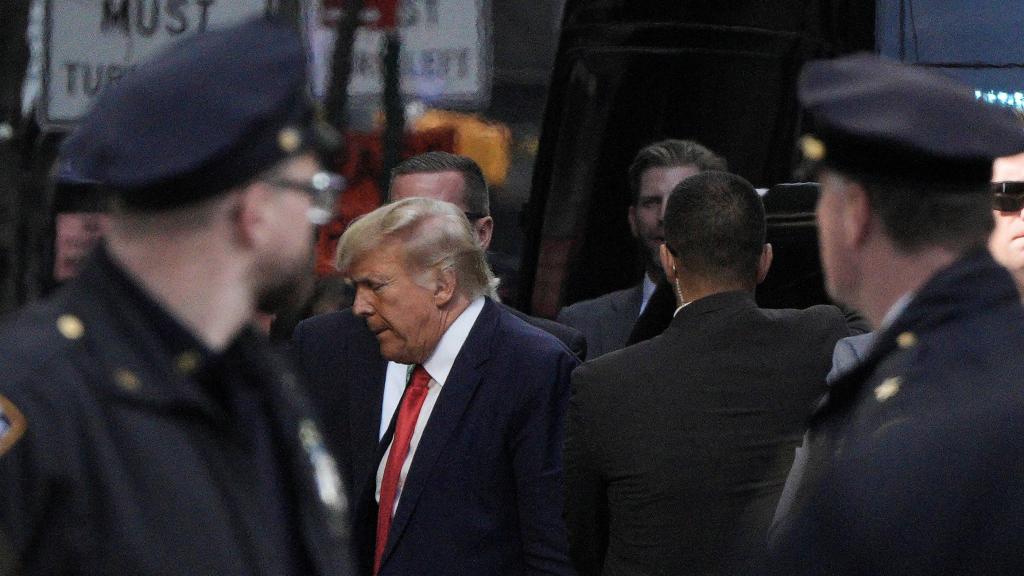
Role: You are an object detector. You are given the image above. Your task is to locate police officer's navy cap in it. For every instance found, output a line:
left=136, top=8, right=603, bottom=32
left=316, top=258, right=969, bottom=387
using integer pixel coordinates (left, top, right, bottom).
left=797, top=53, right=1024, bottom=188
left=59, top=17, right=330, bottom=210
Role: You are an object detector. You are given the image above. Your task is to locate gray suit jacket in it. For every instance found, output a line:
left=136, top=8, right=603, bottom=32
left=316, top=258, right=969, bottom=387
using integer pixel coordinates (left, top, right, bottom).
left=556, top=284, right=643, bottom=359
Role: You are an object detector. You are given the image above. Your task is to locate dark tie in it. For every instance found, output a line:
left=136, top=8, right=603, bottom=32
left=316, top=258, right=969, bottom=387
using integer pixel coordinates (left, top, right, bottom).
left=374, top=365, right=431, bottom=575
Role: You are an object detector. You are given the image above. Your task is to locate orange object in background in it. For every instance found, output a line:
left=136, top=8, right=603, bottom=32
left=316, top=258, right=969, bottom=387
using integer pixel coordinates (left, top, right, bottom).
left=315, top=126, right=457, bottom=276
left=412, top=109, right=512, bottom=187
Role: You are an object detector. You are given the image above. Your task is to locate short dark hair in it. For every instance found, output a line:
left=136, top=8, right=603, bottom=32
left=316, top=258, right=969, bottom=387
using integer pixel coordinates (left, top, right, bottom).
left=859, top=177, right=993, bottom=253
left=663, top=171, right=765, bottom=285
left=389, top=152, right=489, bottom=216
left=628, top=139, right=728, bottom=205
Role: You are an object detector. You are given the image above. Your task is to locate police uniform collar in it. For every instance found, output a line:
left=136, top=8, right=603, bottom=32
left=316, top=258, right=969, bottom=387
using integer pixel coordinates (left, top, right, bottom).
left=80, top=243, right=232, bottom=416
left=814, top=249, right=1018, bottom=422
left=95, top=243, right=215, bottom=367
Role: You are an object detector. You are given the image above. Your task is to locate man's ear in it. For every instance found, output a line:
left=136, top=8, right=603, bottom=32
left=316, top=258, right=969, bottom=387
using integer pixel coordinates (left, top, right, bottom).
left=433, top=266, right=458, bottom=308
left=659, top=243, right=677, bottom=282
left=756, top=242, right=773, bottom=284
left=233, top=184, right=274, bottom=248
left=627, top=206, right=639, bottom=238
left=475, top=216, right=495, bottom=251
left=844, top=182, right=872, bottom=248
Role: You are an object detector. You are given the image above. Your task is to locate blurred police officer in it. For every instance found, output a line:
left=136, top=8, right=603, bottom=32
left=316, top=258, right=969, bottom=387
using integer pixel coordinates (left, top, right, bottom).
left=768, top=54, right=1024, bottom=575
left=0, top=18, right=353, bottom=575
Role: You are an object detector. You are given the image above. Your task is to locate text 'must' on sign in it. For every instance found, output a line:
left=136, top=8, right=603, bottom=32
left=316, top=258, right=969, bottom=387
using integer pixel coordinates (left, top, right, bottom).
left=41, top=0, right=272, bottom=130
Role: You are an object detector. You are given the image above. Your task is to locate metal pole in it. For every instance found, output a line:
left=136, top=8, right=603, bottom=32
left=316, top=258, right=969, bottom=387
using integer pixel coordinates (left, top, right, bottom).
left=379, top=30, right=403, bottom=202
left=0, top=0, right=32, bottom=315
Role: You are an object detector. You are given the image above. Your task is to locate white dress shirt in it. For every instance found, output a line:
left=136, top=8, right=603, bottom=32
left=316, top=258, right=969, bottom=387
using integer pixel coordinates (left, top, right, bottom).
left=375, top=296, right=485, bottom=513
left=639, top=274, right=657, bottom=316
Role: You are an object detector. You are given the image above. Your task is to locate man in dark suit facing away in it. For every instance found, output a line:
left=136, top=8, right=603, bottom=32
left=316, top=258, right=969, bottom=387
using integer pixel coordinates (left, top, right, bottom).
left=557, top=139, right=727, bottom=358
left=564, top=171, right=853, bottom=576
left=298, top=198, right=577, bottom=575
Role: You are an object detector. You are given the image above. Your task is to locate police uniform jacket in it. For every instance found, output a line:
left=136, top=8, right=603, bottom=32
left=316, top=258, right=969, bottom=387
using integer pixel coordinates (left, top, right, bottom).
left=0, top=246, right=353, bottom=575
left=769, top=250, right=1024, bottom=575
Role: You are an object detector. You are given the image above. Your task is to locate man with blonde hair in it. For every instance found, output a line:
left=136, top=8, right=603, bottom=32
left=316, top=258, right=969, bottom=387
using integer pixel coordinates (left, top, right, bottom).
left=300, top=197, right=577, bottom=576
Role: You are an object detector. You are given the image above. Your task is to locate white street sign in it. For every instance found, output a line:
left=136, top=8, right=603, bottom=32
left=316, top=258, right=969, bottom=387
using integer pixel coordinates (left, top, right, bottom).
left=307, top=0, right=491, bottom=108
left=41, top=0, right=272, bottom=130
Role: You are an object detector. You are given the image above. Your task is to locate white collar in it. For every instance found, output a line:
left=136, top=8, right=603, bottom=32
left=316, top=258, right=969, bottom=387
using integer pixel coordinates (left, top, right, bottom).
left=419, top=296, right=486, bottom=386
left=639, top=274, right=658, bottom=315
left=672, top=299, right=691, bottom=318
left=879, top=292, right=914, bottom=331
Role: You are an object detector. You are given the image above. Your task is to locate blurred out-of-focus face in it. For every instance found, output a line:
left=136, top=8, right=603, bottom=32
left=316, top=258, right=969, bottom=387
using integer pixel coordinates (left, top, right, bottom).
left=256, top=153, right=320, bottom=313
left=815, top=169, right=858, bottom=306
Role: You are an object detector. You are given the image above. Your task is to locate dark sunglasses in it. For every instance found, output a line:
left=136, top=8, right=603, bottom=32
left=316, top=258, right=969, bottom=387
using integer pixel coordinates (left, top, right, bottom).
left=992, top=181, right=1024, bottom=212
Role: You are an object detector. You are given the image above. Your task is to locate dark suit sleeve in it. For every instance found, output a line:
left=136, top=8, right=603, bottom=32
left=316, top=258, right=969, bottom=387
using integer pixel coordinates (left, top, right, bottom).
left=836, top=302, right=871, bottom=335
left=509, top=347, right=579, bottom=576
left=562, top=363, right=609, bottom=576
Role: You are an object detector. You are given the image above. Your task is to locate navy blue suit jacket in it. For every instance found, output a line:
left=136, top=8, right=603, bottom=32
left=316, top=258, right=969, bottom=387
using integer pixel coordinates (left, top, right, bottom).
left=293, top=298, right=577, bottom=575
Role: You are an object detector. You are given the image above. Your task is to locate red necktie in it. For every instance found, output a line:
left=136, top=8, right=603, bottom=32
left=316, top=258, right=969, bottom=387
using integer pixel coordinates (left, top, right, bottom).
left=373, top=365, right=431, bottom=575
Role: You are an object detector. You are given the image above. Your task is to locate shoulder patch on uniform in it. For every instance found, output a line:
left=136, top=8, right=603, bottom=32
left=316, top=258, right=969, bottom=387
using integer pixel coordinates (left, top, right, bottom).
left=0, top=394, right=27, bottom=456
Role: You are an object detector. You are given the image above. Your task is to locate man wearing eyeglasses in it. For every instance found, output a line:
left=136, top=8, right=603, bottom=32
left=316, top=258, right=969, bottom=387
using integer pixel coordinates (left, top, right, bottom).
left=0, top=18, right=352, bottom=575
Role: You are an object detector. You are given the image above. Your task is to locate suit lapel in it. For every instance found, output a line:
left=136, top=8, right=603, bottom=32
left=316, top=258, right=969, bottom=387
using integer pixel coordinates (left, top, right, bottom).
left=347, top=321, right=388, bottom=500
left=378, top=299, right=499, bottom=565
left=618, top=283, right=644, bottom=332
left=624, top=283, right=644, bottom=318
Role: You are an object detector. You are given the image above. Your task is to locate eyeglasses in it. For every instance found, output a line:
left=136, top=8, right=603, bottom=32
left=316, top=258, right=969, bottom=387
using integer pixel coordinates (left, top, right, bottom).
left=261, top=171, right=346, bottom=225
left=992, top=181, right=1024, bottom=212
left=464, top=211, right=487, bottom=222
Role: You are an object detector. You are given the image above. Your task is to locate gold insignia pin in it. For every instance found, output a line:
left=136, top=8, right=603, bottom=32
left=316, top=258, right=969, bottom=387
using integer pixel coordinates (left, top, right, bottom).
left=56, top=314, right=85, bottom=340
left=278, top=127, right=302, bottom=153
left=896, top=331, right=917, bottom=349
left=874, top=377, right=902, bottom=402
left=175, top=351, right=201, bottom=375
left=299, top=419, right=322, bottom=448
left=0, top=394, right=27, bottom=456
left=114, top=369, right=141, bottom=392
left=800, top=135, right=827, bottom=162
